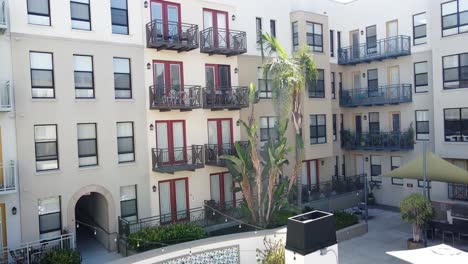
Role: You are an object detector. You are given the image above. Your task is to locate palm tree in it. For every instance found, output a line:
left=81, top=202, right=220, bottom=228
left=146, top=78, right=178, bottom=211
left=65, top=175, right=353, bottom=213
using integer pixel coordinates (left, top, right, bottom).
left=261, top=33, right=317, bottom=206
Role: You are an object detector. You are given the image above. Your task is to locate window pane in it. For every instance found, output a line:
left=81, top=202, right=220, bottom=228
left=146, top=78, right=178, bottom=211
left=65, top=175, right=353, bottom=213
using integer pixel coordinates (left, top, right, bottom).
left=416, top=73, right=428, bottom=86
left=417, top=111, right=429, bottom=121
left=444, top=55, right=459, bottom=68
left=35, top=125, right=57, bottom=141
left=120, top=185, right=136, bottom=201
left=71, top=2, right=90, bottom=21
left=114, top=73, right=130, bottom=89
left=121, top=200, right=137, bottom=217
left=111, top=9, right=128, bottom=26
left=415, top=62, right=427, bottom=73
left=442, top=1, right=458, bottom=15
left=414, top=25, right=427, bottom=38
left=36, top=142, right=58, bottom=159
left=413, top=13, right=426, bottom=26
left=38, top=196, right=60, bottom=214
left=314, top=24, right=322, bottom=34
left=117, top=122, right=133, bottom=137
left=30, top=52, right=53, bottom=70
left=39, top=213, right=61, bottom=233
left=74, top=55, right=92, bottom=71
left=78, top=139, right=97, bottom=156
left=74, top=72, right=93, bottom=88
left=78, top=124, right=96, bottom=139
left=113, top=58, right=130, bottom=73
left=118, top=138, right=133, bottom=153
left=111, top=0, right=127, bottom=9
left=28, top=0, right=50, bottom=15
left=445, top=109, right=460, bottom=120
left=32, top=70, right=53, bottom=87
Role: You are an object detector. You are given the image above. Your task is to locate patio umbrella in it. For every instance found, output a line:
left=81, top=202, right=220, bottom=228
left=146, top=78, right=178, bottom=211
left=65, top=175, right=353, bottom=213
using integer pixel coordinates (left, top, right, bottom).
left=383, top=152, right=468, bottom=185
left=387, top=244, right=468, bottom=264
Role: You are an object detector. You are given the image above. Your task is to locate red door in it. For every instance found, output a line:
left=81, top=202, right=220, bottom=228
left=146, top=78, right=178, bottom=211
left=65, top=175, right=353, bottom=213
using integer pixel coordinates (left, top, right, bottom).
left=203, top=8, right=229, bottom=48
left=150, top=0, right=181, bottom=40
left=159, top=178, right=189, bottom=223
left=153, top=60, right=184, bottom=95
left=302, top=160, right=319, bottom=190
left=205, top=64, right=231, bottom=90
left=155, top=120, right=186, bottom=164
left=210, top=172, right=235, bottom=209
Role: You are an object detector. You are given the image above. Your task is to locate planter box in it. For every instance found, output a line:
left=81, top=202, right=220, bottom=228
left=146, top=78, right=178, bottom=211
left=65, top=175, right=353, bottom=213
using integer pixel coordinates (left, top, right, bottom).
left=286, top=210, right=337, bottom=255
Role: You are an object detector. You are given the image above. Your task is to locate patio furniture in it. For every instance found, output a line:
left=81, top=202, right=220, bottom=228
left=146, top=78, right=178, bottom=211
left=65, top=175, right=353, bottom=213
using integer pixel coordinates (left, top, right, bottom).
left=453, top=218, right=468, bottom=241
left=443, top=230, right=455, bottom=246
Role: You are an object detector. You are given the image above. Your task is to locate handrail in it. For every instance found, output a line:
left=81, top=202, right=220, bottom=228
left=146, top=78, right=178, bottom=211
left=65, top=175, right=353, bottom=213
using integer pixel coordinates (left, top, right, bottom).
left=302, top=174, right=366, bottom=203
left=341, top=130, right=414, bottom=150
left=204, top=141, right=248, bottom=166
left=340, top=84, right=412, bottom=107
left=151, top=145, right=204, bottom=172
left=200, top=27, right=247, bottom=54
left=202, top=86, right=249, bottom=109
left=146, top=19, right=199, bottom=49
left=149, top=85, right=201, bottom=109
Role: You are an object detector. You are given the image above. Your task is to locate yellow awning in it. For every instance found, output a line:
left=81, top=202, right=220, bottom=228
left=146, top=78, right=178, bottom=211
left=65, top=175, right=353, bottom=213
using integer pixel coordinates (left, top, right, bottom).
left=384, top=152, right=468, bottom=184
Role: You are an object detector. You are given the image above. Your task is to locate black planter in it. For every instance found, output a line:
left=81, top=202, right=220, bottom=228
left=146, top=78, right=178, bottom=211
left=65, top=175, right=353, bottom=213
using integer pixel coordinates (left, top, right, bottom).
left=285, top=210, right=337, bottom=255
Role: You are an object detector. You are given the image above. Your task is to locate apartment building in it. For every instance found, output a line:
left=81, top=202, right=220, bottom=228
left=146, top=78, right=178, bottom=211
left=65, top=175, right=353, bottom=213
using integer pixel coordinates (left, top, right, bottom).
left=0, top=0, right=21, bottom=249
left=8, top=0, right=150, bottom=250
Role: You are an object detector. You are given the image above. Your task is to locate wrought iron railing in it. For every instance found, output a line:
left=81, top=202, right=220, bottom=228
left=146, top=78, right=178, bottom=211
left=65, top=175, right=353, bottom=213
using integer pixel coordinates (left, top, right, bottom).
left=151, top=145, right=204, bottom=173
left=202, top=87, right=249, bottom=109
left=338, top=35, right=411, bottom=65
left=448, top=183, right=468, bottom=202
left=205, top=141, right=248, bottom=167
left=302, top=174, right=366, bottom=203
left=0, top=81, right=12, bottom=111
left=200, top=28, right=247, bottom=55
left=0, top=161, right=17, bottom=194
left=149, top=85, right=201, bottom=110
left=341, top=130, right=414, bottom=151
left=146, top=19, right=199, bottom=51
left=340, top=84, right=412, bottom=107
left=0, top=234, right=76, bottom=264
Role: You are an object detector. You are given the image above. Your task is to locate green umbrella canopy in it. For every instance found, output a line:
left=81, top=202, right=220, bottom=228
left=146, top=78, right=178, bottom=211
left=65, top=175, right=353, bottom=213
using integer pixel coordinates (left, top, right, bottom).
left=384, top=152, right=468, bottom=185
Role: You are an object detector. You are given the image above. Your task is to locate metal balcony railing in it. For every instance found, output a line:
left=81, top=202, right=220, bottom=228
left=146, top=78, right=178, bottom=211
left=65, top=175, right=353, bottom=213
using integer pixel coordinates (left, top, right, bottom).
left=0, top=0, right=6, bottom=33
left=202, top=87, right=249, bottom=110
left=149, top=85, right=201, bottom=111
left=448, top=183, right=468, bottom=202
left=341, top=130, right=414, bottom=151
left=0, top=161, right=17, bottom=194
left=0, top=81, right=12, bottom=111
left=151, top=145, right=204, bottom=173
left=204, top=141, right=248, bottom=167
left=340, top=84, right=412, bottom=107
left=146, top=19, right=199, bottom=51
left=302, top=174, right=366, bottom=203
left=200, top=28, right=247, bottom=56
left=338, top=35, right=411, bottom=65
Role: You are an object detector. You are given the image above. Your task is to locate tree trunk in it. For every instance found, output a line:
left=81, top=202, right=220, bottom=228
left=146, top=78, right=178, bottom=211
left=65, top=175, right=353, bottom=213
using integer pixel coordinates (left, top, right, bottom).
left=296, top=134, right=302, bottom=207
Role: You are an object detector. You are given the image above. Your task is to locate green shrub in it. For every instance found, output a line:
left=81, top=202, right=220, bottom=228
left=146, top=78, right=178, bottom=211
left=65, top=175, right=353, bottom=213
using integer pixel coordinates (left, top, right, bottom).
left=39, top=249, right=80, bottom=264
left=257, top=238, right=285, bottom=264
left=268, top=207, right=301, bottom=228
left=400, top=193, right=433, bottom=242
left=128, top=223, right=206, bottom=252
left=334, top=211, right=359, bottom=230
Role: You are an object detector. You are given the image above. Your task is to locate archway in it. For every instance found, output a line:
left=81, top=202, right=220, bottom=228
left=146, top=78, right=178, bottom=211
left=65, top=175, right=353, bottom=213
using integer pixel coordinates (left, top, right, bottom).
left=67, top=185, right=117, bottom=252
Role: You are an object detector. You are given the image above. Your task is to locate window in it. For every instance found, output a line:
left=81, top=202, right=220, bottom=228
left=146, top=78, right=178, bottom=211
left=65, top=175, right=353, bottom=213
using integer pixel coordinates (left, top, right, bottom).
left=258, top=67, right=272, bottom=99
left=310, top=114, right=326, bottom=144
left=77, top=123, right=98, bottom=167
left=306, top=22, right=323, bottom=52
left=156, top=120, right=186, bottom=164
left=256, top=17, right=262, bottom=47
left=414, top=61, right=429, bottom=93
left=369, top=112, right=380, bottom=133
left=333, top=114, right=337, bottom=141
left=338, top=73, right=343, bottom=95
left=27, top=0, right=51, bottom=26
left=270, top=20, right=276, bottom=38
left=159, top=178, right=188, bottom=222
left=443, top=53, right=468, bottom=89
left=111, top=0, right=128, bottom=34
left=334, top=156, right=339, bottom=177
left=413, top=13, right=427, bottom=45
left=370, top=155, right=381, bottom=182
left=114, top=58, right=132, bottom=99
left=70, top=0, right=91, bottom=30
left=74, top=55, right=94, bottom=98
left=418, top=179, right=431, bottom=188
left=309, top=69, right=325, bottom=98
left=117, top=122, right=135, bottom=163
left=120, top=185, right=137, bottom=221
left=367, top=69, right=378, bottom=94
left=302, top=160, right=319, bottom=190
left=416, top=110, right=430, bottom=140
left=441, top=0, right=468, bottom=37
left=331, top=72, right=336, bottom=99
left=38, top=196, right=61, bottom=239
left=444, top=108, right=468, bottom=142
left=342, top=155, right=346, bottom=176
left=330, top=30, right=335, bottom=57
left=366, top=25, right=377, bottom=54
left=292, top=22, right=298, bottom=51
left=30, top=52, right=54, bottom=98
left=260, top=117, right=278, bottom=142
left=340, top=113, right=344, bottom=132
left=34, top=125, right=59, bottom=171
left=391, top=157, right=403, bottom=185
left=210, top=172, right=235, bottom=208
left=337, top=31, right=341, bottom=50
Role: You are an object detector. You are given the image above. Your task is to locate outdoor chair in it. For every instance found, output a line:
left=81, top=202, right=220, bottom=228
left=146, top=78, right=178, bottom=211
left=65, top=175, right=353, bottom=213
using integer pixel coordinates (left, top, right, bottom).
left=443, top=229, right=456, bottom=246
left=453, top=218, right=468, bottom=241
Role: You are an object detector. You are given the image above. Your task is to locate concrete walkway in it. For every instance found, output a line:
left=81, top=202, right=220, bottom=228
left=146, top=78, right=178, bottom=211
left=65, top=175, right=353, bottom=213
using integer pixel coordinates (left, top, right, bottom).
left=77, top=231, right=122, bottom=264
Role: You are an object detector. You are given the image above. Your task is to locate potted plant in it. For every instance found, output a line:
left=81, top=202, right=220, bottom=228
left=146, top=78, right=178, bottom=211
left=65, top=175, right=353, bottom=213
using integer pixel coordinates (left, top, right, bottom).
left=400, top=193, right=433, bottom=249
left=367, top=192, right=375, bottom=205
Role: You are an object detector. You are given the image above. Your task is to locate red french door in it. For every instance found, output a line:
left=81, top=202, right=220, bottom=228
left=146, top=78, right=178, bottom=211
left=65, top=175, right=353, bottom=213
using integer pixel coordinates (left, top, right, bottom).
left=207, top=118, right=233, bottom=158
left=155, top=120, right=186, bottom=164
left=153, top=60, right=184, bottom=94
left=302, top=160, right=319, bottom=190
left=203, top=8, right=229, bottom=48
left=210, top=172, right=235, bottom=209
left=159, top=178, right=189, bottom=223
left=150, top=0, right=181, bottom=40
left=205, top=64, right=231, bottom=90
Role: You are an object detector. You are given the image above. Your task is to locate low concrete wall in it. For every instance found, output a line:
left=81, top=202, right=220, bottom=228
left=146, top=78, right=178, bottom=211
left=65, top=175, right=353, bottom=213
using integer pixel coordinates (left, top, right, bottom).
left=304, top=191, right=364, bottom=212
left=336, top=222, right=368, bottom=243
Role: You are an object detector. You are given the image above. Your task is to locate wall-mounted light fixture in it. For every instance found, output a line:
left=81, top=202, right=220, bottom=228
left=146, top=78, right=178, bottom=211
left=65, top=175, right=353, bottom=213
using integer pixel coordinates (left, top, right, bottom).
left=360, top=30, right=364, bottom=35
left=149, top=124, right=154, bottom=131
left=152, top=185, right=157, bottom=192
left=363, top=115, right=367, bottom=121
left=365, top=157, right=369, bottom=162
left=144, top=1, right=148, bottom=8
left=362, top=72, right=366, bottom=78
left=147, top=63, right=151, bottom=70
left=321, top=160, right=325, bottom=166
left=232, top=14, right=236, bottom=21
left=11, top=207, right=17, bottom=215
left=234, top=68, right=239, bottom=74
left=236, top=120, right=240, bottom=126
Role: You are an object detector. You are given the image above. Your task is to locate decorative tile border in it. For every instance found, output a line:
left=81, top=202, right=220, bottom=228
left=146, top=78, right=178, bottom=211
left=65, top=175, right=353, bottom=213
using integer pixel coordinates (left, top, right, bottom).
left=157, top=245, right=240, bottom=264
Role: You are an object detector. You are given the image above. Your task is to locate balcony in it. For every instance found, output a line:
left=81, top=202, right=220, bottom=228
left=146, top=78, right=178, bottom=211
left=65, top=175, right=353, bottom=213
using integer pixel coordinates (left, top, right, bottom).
left=151, top=145, right=204, bottom=174
left=200, top=28, right=247, bottom=56
left=338, top=35, right=411, bottom=65
left=302, top=174, right=366, bottom=203
left=448, top=183, right=468, bottom=202
left=0, top=81, right=12, bottom=111
left=0, top=0, right=6, bottom=34
left=0, top=161, right=17, bottom=195
left=202, top=87, right=249, bottom=110
left=146, top=19, right=199, bottom=52
left=204, top=141, right=248, bottom=167
left=149, top=85, right=201, bottom=111
left=341, top=131, right=414, bottom=151
left=340, top=84, right=412, bottom=107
